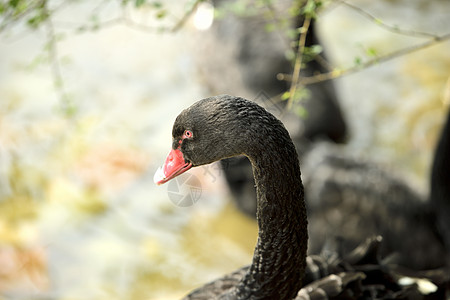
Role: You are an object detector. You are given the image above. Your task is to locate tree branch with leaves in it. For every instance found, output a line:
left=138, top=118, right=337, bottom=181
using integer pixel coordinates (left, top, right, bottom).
left=1, top=0, right=449, bottom=116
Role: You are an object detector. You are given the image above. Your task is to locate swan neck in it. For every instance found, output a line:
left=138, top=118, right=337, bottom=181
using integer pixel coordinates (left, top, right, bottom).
left=234, top=141, right=308, bottom=300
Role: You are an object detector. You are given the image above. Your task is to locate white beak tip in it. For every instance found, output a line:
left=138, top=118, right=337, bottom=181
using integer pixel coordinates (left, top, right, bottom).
left=153, top=167, right=166, bottom=185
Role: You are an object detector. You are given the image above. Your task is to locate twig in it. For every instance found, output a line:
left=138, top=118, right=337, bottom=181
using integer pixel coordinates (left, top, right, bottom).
left=335, top=0, right=441, bottom=40
left=287, top=15, right=312, bottom=110
left=122, top=16, right=167, bottom=33
left=278, top=32, right=450, bottom=85
left=92, top=0, right=111, bottom=15
left=116, top=0, right=204, bottom=34
left=313, top=52, right=335, bottom=72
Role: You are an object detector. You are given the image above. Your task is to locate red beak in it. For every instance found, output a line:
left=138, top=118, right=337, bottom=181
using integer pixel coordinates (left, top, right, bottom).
left=154, top=148, right=193, bottom=185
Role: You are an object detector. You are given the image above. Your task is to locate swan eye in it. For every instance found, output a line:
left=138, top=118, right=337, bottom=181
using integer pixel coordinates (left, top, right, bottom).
left=183, top=130, right=193, bottom=139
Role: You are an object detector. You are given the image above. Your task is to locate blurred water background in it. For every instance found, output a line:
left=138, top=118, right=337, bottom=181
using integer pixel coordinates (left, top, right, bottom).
left=0, top=0, right=449, bottom=299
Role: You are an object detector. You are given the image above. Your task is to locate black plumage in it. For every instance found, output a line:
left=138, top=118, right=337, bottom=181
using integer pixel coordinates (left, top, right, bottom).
left=303, top=108, right=450, bottom=270
left=156, top=95, right=449, bottom=299
left=172, top=95, right=307, bottom=299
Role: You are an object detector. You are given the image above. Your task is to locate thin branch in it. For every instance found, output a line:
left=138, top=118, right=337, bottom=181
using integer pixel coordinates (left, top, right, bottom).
left=121, top=0, right=204, bottom=33
left=287, top=15, right=312, bottom=110
left=335, top=0, right=441, bottom=40
left=119, top=2, right=163, bottom=32
left=277, top=32, right=450, bottom=85
left=313, top=52, right=335, bottom=72
left=170, top=0, right=203, bottom=33
left=2, top=0, right=203, bottom=36
left=112, top=0, right=204, bottom=34
left=92, top=0, right=112, bottom=15
left=122, top=16, right=167, bottom=33
left=43, top=1, right=70, bottom=114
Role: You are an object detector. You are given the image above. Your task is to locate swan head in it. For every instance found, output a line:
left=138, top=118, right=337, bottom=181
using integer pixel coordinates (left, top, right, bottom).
left=154, top=95, right=278, bottom=185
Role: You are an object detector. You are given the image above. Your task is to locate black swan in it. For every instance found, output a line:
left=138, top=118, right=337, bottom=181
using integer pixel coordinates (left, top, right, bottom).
left=430, top=106, right=450, bottom=258
left=155, top=95, right=308, bottom=299
left=303, top=106, right=450, bottom=270
left=154, top=95, right=448, bottom=299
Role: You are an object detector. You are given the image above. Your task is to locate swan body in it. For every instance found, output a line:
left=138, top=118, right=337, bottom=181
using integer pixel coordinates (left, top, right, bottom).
left=302, top=142, right=448, bottom=270
left=302, top=106, right=450, bottom=270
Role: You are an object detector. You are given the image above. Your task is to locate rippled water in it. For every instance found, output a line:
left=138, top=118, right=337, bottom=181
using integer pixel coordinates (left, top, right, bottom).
left=0, top=0, right=449, bottom=299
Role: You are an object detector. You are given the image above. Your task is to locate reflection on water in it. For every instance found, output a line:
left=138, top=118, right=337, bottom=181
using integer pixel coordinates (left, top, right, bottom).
left=0, top=0, right=449, bottom=299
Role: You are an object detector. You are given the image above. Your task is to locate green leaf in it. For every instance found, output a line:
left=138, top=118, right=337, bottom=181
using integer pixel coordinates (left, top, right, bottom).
left=281, top=91, right=291, bottom=101
left=256, top=0, right=274, bottom=7
left=366, top=47, right=378, bottom=57
left=304, top=44, right=322, bottom=55
left=285, top=28, right=298, bottom=40
left=135, top=0, right=146, bottom=7
left=214, top=7, right=226, bottom=19
left=288, top=0, right=303, bottom=17
left=156, top=9, right=167, bottom=19
left=26, top=8, right=48, bottom=29
left=264, top=22, right=276, bottom=33
left=309, top=44, right=323, bottom=55
left=293, top=87, right=310, bottom=103
left=302, top=0, right=317, bottom=19
left=59, top=95, right=78, bottom=118
left=151, top=1, right=162, bottom=9
left=8, top=0, right=28, bottom=17
left=354, top=56, right=362, bottom=65
left=295, top=105, right=308, bottom=118
left=284, top=49, right=295, bottom=61
left=8, top=0, right=21, bottom=8
left=89, top=14, right=100, bottom=30
left=77, top=25, right=87, bottom=33
left=301, top=44, right=323, bottom=63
